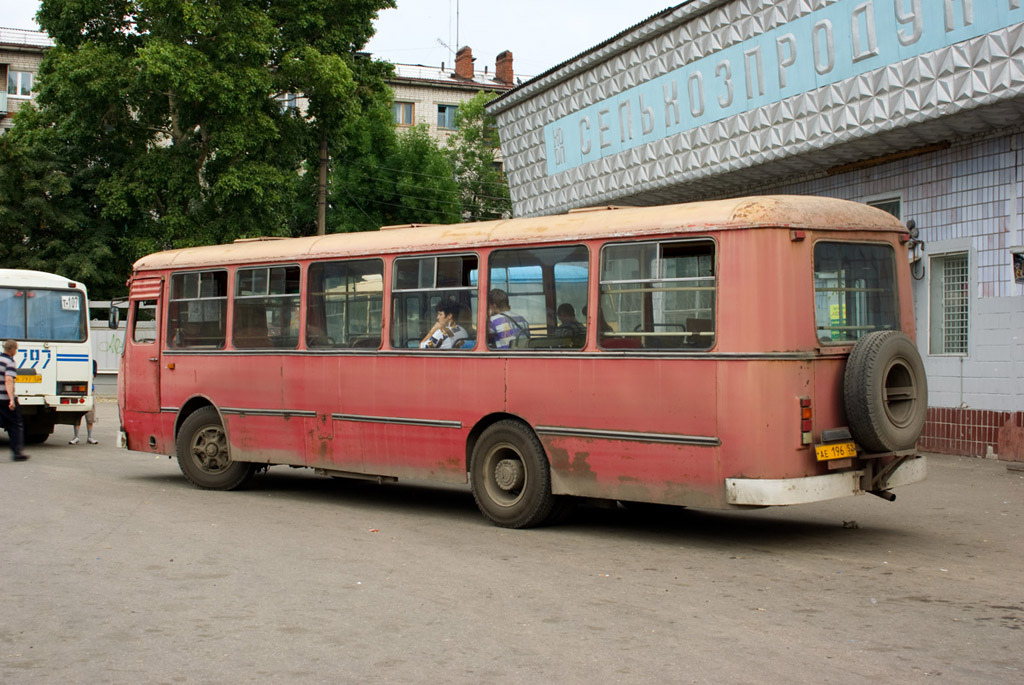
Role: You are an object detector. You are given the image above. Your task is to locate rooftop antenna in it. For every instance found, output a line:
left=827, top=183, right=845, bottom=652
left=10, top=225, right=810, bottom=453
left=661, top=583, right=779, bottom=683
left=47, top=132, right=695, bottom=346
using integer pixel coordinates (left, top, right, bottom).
left=436, top=37, right=455, bottom=63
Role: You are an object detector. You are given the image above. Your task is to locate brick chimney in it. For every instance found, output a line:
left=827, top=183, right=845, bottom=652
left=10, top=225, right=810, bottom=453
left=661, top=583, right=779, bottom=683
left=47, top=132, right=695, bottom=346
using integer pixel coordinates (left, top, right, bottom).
left=495, top=51, right=514, bottom=84
left=454, top=46, right=474, bottom=79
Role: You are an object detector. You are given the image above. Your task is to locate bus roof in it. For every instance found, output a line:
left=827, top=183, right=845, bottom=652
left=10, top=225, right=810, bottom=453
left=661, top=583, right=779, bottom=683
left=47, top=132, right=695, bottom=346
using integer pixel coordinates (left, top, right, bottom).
left=132, top=195, right=906, bottom=272
left=0, top=269, right=87, bottom=291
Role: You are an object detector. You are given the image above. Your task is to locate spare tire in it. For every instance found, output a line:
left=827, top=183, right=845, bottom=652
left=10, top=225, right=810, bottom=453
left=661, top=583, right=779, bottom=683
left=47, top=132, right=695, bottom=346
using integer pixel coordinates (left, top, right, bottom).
left=843, top=331, right=928, bottom=453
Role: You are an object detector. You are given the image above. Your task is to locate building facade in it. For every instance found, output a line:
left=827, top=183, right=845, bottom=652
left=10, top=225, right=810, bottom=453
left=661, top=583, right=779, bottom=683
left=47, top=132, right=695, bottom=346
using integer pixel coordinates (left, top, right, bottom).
left=489, top=0, right=1024, bottom=460
left=1, top=27, right=52, bottom=132
left=388, top=47, right=516, bottom=146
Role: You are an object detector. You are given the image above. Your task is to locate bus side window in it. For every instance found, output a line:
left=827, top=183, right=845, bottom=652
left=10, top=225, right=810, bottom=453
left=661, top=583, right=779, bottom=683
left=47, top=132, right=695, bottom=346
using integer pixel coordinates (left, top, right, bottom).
left=391, top=254, right=478, bottom=350
left=131, top=300, right=157, bottom=344
left=599, top=240, right=716, bottom=350
left=306, top=259, right=384, bottom=349
left=487, top=245, right=589, bottom=351
left=167, top=270, right=228, bottom=349
left=233, top=265, right=300, bottom=350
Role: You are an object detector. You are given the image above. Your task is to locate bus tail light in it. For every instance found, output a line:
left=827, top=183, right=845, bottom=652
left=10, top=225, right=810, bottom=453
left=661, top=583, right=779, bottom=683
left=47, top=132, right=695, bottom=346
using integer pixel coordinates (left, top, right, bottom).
left=800, top=398, right=813, bottom=445
left=60, top=382, right=88, bottom=395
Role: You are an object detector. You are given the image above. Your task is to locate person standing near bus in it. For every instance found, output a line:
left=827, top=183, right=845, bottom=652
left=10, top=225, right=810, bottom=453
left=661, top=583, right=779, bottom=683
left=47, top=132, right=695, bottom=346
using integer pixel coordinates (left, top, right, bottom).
left=487, top=289, right=530, bottom=349
left=420, top=301, right=469, bottom=349
left=69, top=360, right=98, bottom=445
left=0, top=340, right=29, bottom=461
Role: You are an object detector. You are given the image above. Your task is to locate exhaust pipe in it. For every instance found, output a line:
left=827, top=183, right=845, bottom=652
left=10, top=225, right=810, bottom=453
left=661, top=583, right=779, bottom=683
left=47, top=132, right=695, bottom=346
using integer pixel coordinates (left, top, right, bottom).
left=869, top=489, right=896, bottom=502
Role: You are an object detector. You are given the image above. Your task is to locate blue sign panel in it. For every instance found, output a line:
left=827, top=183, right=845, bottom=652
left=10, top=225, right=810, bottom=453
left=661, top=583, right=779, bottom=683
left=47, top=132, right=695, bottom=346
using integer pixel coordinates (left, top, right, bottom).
left=544, top=0, right=1024, bottom=176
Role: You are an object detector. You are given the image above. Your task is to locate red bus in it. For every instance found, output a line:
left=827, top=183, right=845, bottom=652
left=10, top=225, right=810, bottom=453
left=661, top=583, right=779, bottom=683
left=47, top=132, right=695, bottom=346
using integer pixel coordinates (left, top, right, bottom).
left=118, top=195, right=927, bottom=527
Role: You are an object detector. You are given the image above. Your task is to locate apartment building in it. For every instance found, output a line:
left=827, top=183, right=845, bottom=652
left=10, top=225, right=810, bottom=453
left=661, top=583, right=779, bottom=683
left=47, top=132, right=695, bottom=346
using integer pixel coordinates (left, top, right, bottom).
left=388, top=47, right=516, bottom=145
left=1, top=27, right=52, bottom=132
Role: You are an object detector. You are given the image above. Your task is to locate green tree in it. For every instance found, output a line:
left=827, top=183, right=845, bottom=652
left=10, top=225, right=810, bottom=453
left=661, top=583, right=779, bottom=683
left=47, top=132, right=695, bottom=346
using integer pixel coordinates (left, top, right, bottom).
left=446, top=90, right=512, bottom=221
left=380, top=124, right=462, bottom=225
left=0, top=0, right=396, bottom=298
left=0, top=109, right=123, bottom=296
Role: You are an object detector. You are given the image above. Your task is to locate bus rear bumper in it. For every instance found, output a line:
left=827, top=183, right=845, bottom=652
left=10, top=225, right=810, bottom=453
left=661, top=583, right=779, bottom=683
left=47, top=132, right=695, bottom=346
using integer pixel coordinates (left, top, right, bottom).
left=724, top=456, right=927, bottom=506
left=18, top=396, right=94, bottom=412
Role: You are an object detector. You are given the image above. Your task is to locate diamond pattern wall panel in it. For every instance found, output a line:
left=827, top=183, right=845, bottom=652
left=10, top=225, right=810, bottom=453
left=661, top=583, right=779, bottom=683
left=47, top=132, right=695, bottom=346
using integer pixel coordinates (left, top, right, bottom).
left=490, top=0, right=1024, bottom=217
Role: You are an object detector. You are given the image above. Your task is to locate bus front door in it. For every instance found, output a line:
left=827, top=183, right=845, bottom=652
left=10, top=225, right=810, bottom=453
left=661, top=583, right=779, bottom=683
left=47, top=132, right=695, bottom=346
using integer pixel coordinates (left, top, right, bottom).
left=124, top=297, right=161, bottom=415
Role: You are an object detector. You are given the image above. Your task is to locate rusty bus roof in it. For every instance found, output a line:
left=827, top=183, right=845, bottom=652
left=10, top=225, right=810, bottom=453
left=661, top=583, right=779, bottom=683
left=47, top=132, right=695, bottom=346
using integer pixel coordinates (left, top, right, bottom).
left=132, top=195, right=906, bottom=272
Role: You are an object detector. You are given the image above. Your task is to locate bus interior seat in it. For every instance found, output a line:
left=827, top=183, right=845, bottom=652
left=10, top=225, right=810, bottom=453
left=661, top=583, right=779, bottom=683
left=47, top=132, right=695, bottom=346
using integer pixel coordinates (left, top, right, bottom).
left=600, top=336, right=642, bottom=349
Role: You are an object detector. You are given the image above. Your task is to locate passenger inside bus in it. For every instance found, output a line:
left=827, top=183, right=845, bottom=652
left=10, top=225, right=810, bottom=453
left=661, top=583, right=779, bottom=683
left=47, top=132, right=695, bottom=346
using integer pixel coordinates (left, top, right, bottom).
left=419, top=301, right=469, bottom=349
left=487, top=289, right=530, bottom=349
left=554, top=303, right=586, bottom=347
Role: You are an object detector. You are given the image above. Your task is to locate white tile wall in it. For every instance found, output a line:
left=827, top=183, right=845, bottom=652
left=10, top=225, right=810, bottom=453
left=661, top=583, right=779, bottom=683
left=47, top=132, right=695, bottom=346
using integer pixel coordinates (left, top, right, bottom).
left=759, top=128, right=1024, bottom=412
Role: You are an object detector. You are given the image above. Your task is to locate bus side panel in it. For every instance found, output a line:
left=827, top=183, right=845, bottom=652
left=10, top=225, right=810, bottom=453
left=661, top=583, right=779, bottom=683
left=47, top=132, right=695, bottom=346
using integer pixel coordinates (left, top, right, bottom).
left=224, top=413, right=306, bottom=466
left=286, top=354, right=350, bottom=469
left=338, top=355, right=505, bottom=483
left=507, top=357, right=722, bottom=506
left=122, top=410, right=175, bottom=455
left=542, top=436, right=724, bottom=507
left=161, top=354, right=308, bottom=466
left=716, top=359, right=818, bottom=480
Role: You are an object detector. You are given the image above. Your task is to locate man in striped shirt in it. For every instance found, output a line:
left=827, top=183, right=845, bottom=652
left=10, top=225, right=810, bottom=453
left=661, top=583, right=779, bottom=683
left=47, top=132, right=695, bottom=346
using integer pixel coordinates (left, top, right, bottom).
left=1, top=340, right=29, bottom=461
left=487, top=289, right=530, bottom=349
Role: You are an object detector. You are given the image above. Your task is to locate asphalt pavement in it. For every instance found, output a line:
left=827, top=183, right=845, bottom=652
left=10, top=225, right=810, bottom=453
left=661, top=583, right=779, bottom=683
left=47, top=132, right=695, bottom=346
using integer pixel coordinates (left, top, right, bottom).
left=1, top=400, right=1021, bottom=683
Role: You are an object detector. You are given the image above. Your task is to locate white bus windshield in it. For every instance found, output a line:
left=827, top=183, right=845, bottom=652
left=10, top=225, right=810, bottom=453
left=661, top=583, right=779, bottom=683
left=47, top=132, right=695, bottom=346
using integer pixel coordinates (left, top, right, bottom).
left=0, top=287, right=87, bottom=342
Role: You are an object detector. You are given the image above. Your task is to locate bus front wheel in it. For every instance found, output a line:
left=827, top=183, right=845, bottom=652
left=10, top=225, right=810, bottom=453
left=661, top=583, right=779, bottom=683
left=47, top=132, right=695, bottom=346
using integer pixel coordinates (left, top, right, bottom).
left=176, top=407, right=256, bottom=490
left=470, top=420, right=557, bottom=529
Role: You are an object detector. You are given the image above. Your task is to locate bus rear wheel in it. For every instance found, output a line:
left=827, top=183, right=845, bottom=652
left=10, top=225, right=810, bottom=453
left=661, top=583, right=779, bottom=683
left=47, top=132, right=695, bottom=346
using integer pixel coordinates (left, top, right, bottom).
left=470, top=420, right=557, bottom=529
left=176, top=407, right=256, bottom=490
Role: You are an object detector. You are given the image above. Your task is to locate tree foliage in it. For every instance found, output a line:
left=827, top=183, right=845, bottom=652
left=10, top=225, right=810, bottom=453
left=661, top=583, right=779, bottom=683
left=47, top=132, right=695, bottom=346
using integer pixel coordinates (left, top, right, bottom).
left=446, top=90, right=512, bottom=222
left=0, top=1, right=516, bottom=300
left=0, top=0, right=396, bottom=298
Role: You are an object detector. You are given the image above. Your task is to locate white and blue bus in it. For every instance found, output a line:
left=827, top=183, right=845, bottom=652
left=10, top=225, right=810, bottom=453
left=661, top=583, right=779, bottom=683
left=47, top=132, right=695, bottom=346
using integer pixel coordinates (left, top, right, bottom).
left=0, top=269, right=94, bottom=443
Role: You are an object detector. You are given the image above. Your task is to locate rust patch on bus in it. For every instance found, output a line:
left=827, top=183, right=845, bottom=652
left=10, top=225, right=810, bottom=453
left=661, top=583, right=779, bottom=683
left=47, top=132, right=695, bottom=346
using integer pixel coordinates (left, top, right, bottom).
left=546, top=443, right=596, bottom=480
left=570, top=451, right=594, bottom=479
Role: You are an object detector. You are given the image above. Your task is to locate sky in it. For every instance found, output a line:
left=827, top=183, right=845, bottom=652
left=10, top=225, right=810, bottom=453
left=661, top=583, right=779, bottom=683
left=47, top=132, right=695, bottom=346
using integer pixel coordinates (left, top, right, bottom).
left=1, top=1, right=677, bottom=79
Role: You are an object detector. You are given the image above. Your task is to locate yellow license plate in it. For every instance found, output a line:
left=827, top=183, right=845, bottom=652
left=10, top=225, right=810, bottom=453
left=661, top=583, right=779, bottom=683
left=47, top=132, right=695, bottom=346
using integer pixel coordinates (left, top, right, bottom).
left=815, top=441, right=857, bottom=461
left=16, top=374, right=42, bottom=383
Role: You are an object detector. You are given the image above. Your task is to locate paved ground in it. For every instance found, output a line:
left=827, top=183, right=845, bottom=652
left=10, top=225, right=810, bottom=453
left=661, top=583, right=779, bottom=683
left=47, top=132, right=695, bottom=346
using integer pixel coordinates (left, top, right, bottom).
left=0, top=400, right=1021, bottom=683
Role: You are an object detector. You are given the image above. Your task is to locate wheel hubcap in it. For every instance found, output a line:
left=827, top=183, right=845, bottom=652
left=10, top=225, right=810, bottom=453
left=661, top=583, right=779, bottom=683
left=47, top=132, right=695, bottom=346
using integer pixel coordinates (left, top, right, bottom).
left=494, top=458, right=525, bottom=491
left=192, top=426, right=229, bottom=473
left=482, top=443, right=527, bottom=508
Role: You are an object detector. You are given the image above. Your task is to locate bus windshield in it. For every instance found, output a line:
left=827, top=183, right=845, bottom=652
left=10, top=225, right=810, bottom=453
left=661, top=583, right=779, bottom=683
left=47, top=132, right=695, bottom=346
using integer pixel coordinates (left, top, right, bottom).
left=0, top=287, right=87, bottom=342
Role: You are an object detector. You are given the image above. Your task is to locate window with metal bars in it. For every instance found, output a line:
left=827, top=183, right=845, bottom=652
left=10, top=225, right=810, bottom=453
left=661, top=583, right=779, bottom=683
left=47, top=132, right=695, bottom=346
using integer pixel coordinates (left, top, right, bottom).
left=929, top=253, right=969, bottom=355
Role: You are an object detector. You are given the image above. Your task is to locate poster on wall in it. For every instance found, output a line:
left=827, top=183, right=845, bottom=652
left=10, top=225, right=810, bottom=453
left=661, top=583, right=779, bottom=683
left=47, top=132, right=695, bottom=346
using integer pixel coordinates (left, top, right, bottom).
left=1013, top=248, right=1024, bottom=285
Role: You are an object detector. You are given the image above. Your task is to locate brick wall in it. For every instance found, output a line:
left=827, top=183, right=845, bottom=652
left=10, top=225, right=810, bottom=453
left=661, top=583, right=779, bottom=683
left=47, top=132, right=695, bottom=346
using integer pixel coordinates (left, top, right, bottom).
left=920, top=408, right=1024, bottom=461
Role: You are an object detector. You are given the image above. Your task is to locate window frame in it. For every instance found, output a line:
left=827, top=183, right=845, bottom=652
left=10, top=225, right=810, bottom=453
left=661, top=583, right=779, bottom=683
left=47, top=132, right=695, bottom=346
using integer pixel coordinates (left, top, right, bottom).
left=131, top=300, right=158, bottom=345
left=6, top=70, right=33, bottom=98
left=391, top=101, right=415, bottom=126
left=391, top=252, right=479, bottom=350
left=0, top=286, right=87, bottom=343
left=865, top=194, right=902, bottom=220
left=232, top=263, right=302, bottom=350
left=486, top=243, right=591, bottom=352
left=166, top=269, right=229, bottom=350
left=813, top=240, right=901, bottom=346
left=437, top=104, right=459, bottom=130
left=306, top=258, right=385, bottom=350
left=928, top=251, right=970, bottom=356
left=597, top=238, right=717, bottom=352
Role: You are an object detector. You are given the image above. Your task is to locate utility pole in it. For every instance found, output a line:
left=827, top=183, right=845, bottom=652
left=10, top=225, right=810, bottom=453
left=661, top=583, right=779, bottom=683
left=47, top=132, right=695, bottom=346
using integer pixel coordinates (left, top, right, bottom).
left=317, top=133, right=327, bottom=236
